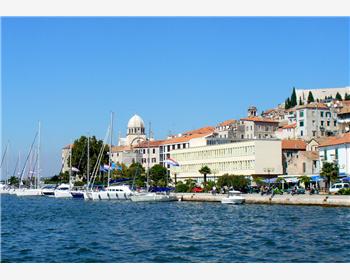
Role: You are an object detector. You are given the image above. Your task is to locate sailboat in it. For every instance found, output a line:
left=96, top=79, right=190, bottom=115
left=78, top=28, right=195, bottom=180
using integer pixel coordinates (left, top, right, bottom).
left=54, top=142, right=73, bottom=198
left=16, top=122, right=43, bottom=196
left=84, top=112, right=133, bottom=201
left=130, top=122, right=177, bottom=203
left=0, top=142, right=10, bottom=194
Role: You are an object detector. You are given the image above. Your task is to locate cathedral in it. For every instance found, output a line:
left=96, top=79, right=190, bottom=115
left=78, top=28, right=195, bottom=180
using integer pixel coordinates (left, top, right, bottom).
left=118, top=114, right=147, bottom=147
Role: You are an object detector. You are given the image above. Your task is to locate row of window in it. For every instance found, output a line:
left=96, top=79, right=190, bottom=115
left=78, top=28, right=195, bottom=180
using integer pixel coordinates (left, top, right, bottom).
left=141, top=158, right=157, bottom=163
left=299, top=120, right=337, bottom=127
left=299, top=110, right=333, bottom=118
left=173, top=145, right=255, bottom=162
left=176, top=160, right=256, bottom=173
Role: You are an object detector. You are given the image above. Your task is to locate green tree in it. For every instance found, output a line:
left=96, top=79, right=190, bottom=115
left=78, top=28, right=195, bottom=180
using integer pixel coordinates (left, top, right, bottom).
left=299, top=97, right=303, bottom=105
left=336, top=92, right=342, bottom=101
left=199, top=165, right=211, bottom=185
left=320, top=162, right=339, bottom=189
left=285, top=97, right=291, bottom=110
left=298, top=175, right=311, bottom=188
left=175, top=181, right=188, bottom=193
left=253, top=176, right=264, bottom=186
left=8, top=176, right=19, bottom=185
left=184, top=178, right=196, bottom=192
left=291, top=87, right=297, bottom=107
left=307, top=91, right=315, bottom=104
left=345, top=93, right=350, bottom=100
left=70, top=136, right=109, bottom=182
left=217, top=174, right=250, bottom=192
left=59, top=171, right=70, bottom=183
left=149, top=164, right=168, bottom=186
left=127, top=162, right=146, bottom=187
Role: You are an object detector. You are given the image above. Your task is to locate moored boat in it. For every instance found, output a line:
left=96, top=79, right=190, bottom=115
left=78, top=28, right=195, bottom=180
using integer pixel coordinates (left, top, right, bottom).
left=130, top=191, right=177, bottom=202
left=221, top=190, right=245, bottom=204
left=54, top=183, right=72, bottom=198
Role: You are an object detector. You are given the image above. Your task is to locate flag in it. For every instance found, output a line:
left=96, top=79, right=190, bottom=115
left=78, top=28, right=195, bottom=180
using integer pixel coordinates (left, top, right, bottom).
left=164, top=158, right=180, bottom=166
left=100, top=165, right=108, bottom=172
left=71, top=167, right=80, bottom=172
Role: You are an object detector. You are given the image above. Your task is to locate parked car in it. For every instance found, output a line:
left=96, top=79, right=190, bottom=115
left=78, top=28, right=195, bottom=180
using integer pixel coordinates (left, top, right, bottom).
left=192, top=186, right=203, bottom=193
left=329, top=183, right=350, bottom=194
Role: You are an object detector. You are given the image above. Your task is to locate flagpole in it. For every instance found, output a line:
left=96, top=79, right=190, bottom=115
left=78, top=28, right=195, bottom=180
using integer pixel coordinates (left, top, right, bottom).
left=107, top=112, right=113, bottom=188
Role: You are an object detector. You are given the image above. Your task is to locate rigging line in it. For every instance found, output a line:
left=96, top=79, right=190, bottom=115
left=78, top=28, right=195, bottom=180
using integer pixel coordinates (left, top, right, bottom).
left=77, top=138, right=87, bottom=170
left=91, top=126, right=110, bottom=187
left=12, top=155, right=19, bottom=177
left=19, top=132, right=38, bottom=184
left=0, top=143, right=8, bottom=169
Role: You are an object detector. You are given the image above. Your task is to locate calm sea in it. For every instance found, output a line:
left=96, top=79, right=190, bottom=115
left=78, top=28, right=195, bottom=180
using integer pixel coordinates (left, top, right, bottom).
left=1, top=194, right=350, bottom=263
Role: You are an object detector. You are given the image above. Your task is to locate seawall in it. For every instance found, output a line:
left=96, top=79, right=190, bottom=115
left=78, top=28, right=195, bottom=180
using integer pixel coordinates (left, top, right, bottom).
left=175, top=193, right=350, bottom=207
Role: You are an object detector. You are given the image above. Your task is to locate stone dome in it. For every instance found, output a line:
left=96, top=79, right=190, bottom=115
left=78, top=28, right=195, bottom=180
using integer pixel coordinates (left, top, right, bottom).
left=128, top=114, right=145, bottom=128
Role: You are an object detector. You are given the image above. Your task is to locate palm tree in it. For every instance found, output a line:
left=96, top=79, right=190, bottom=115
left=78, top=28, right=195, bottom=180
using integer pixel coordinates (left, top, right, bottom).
left=320, top=162, right=339, bottom=190
left=298, top=175, right=311, bottom=189
left=199, top=166, right=211, bottom=185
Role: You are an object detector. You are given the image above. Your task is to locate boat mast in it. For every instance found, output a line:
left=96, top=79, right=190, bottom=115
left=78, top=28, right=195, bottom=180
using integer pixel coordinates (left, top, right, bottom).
left=69, top=140, right=72, bottom=188
left=147, top=122, right=151, bottom=190
left=87, top=134, right=90, bottom=189
left=37, top=121, right=41, bottom=189
left=6, top=142, right=9, bottom=185
left=107, top=112, right=113, bottom=188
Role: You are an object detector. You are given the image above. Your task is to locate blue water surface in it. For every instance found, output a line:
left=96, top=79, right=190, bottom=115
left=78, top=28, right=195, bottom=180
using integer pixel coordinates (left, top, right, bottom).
left=1, top=195, right=350, bottom=263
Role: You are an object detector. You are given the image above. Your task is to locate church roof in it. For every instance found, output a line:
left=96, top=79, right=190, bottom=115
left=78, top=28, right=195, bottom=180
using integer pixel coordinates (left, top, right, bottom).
left=128, top=114, right=145, bottom=128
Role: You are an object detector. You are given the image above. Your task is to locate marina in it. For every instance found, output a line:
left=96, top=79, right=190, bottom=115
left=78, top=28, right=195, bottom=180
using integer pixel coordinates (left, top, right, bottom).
left=1, top=194, right=349, bottom=263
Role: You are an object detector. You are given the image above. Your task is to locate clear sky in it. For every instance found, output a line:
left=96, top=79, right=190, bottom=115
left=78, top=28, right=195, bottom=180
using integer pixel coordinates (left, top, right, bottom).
left=1, top=17, right=349, bottom=176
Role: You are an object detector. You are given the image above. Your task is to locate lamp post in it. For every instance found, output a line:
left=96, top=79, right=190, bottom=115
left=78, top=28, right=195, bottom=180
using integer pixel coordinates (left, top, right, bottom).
left=264, top=167, right=275, bottom=189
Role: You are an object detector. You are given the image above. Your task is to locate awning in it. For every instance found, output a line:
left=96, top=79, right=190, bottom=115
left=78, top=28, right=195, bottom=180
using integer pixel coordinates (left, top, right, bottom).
left=262, top=178, right=277, bottom=183
left=341, top=177, right=350, bottom=182
left=310, top=175, right=322, bottom=182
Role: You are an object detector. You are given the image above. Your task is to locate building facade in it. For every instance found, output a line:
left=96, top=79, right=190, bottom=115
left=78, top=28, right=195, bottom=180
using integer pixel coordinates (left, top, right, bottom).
left=295, top=103, right=338, bottom=140
left=296, top=86, right=350, bottom=103
left=169, top=139, right=282, bottom=182
left=319, top=133, right=350, bottom=175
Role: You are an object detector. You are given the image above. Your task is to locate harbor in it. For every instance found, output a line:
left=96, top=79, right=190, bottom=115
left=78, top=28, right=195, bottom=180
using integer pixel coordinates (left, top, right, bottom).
left=176, top=193, right=350, bottom=207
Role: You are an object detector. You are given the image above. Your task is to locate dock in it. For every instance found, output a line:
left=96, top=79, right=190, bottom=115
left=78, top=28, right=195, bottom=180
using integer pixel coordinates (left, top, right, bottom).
left=175, top=193, right=350, bottom=207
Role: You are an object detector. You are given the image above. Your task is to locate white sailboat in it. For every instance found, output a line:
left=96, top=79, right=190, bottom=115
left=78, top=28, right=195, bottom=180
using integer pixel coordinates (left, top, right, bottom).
left=16, top=122, right=43, bottom=196
left=54, top=142, right=73, bottom=198
left=130, top=122, right=177, bottom=203
left=84, top=112, right=133, bottom=201
left=0, top=142, right=10, bottom=194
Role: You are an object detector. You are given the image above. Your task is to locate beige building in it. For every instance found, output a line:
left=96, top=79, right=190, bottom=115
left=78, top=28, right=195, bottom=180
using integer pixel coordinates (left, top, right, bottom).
left=61, top=144, right=72, bottom=173
left=169, top=139, right=282, bottom=182
left=296, top=86, right=350, bottom=103
left=240, top=117, right=279, bottom=140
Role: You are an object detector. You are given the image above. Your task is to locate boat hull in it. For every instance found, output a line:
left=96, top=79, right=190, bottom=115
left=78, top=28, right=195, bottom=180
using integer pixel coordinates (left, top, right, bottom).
left=221, top=197, right=245, bottom=204
left=84, top=191, right=131, bottom=200
left=130, top=193, right=177, bottom=202
left=15, top=189, right=43, bottom=196
left=54, top=190, right=72, bottom=198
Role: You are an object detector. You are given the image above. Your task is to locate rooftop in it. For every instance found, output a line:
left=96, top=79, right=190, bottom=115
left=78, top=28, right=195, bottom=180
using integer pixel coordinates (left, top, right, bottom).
left=240, top=117, right=279, bottom=123
left=319, top=133, right=350, bottom=147
left=282, top=139, right=307, bottom=150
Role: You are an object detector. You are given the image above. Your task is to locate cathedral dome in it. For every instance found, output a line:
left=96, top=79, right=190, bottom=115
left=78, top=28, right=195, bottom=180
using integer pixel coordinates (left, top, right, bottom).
left=128, top=114, right=145, bottom=128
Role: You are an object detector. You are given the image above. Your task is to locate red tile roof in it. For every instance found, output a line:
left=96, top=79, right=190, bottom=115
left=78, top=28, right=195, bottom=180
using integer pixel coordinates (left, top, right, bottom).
left=217, top=119, right=236, bottom=127
left=240, top=117, right=279, bottom=123
left=282, top=123, right=297, bottom=129
left=134, top=140, right=165, bottom=148
left=282, top=139, right=307, bottom=150
left=296, top=103, right=328, bottom=110
left=319, top=133, right=350, bottom=147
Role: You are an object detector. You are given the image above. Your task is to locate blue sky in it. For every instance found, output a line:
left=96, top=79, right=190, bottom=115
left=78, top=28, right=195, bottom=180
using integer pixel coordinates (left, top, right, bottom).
left=1, top=17, right=349, bottom=176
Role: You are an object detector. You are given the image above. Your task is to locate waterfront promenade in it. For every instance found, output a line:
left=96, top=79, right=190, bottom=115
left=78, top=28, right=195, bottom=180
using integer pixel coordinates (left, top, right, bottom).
left=176, top=193, right=350, bottom=207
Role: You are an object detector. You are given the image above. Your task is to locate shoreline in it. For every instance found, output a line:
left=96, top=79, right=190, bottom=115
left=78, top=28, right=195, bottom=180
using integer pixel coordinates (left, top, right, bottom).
left=175, top=193, right=350, bottom=207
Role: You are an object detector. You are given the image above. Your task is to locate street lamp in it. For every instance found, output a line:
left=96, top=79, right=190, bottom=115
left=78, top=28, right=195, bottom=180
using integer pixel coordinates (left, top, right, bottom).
left=264, top=167, right=275, bottom=189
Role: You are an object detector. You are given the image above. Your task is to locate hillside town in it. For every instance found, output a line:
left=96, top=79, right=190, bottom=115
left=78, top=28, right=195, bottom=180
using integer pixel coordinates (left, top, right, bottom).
left=62, top=86, right=350, bottom=191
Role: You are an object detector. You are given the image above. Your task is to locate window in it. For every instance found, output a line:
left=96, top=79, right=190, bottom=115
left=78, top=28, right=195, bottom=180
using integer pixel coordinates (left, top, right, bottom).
left=153, top=148, right=156, bottom=154
left=299, top=111, right=304, bottom=118
left=183, top=144, right=186, bottom=149
left=321, top=121, right=324, bottom=126
left=172, top=145, right=175, bottom=150
left=334, top=121, right=337, bottom=126
left=327, top=121, right=330, bottom=126
left=167, top=146, right=170, bottom=152
left=299, top=121, right=304, bottom=127
left=320, top=111, right=324, bottom=117
left=324, top=150, right=327, bottom=161
left=313, top=131, right=316, bottom=137
left=303, top=162, right=306, bottom=173
left=335, top=148, right=338, bottom=160
left=301, top=130, right=304, bottom=136
left=177, top=144, right=180, bottom=149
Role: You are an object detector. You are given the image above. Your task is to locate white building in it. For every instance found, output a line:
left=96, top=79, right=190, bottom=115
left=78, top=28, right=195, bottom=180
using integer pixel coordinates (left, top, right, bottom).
left=296, top=86, right=350, bottom=103
left=169, top=139, right=282, bottom=182
left=275, top=123, right=297, bottom=140
left=319, top=133, right=350, bottom=175
left=295, top=103, right=338, bottom=140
